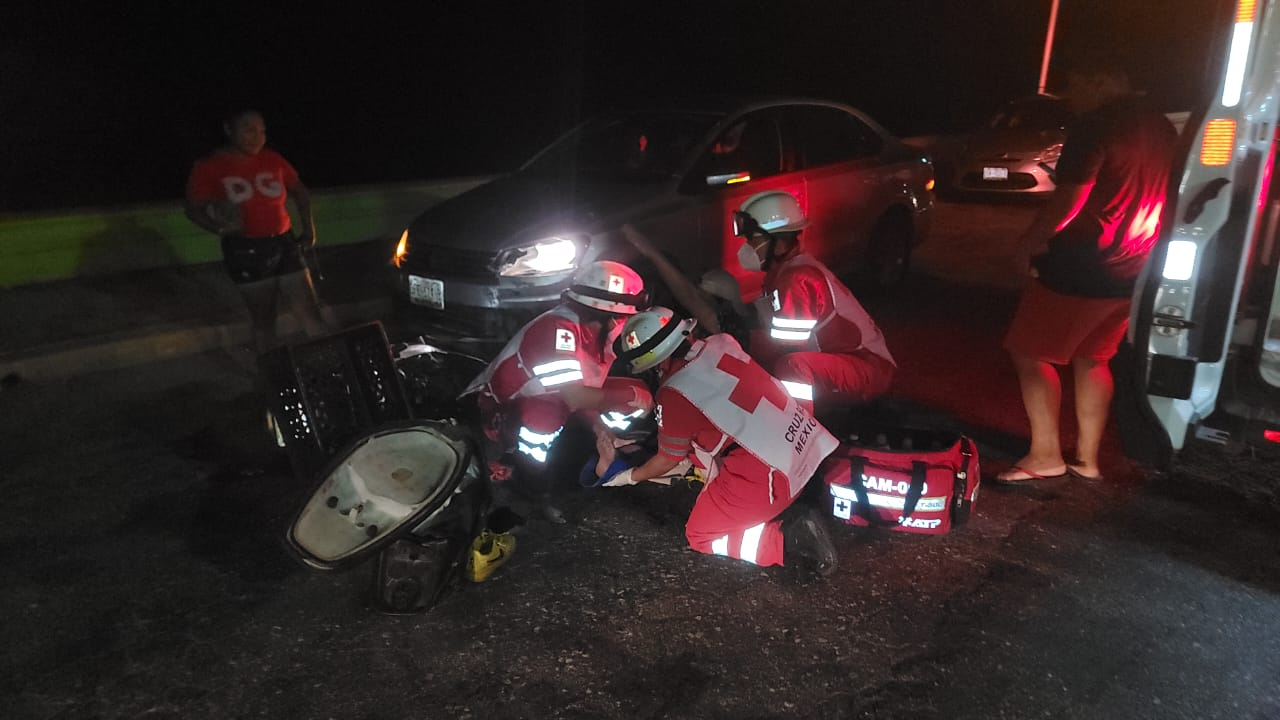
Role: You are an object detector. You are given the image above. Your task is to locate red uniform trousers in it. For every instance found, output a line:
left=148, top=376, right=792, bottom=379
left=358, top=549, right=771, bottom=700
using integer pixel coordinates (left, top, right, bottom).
left=684, top=449, right=796, bottom=567
left=481, top=377, right=653, bottom=466
left=774, top=348, right=895, bottom=412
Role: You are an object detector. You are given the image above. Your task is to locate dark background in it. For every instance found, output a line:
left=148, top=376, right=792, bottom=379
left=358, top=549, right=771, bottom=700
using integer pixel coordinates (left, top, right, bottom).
left=2, top=0, right=1228, bottom=213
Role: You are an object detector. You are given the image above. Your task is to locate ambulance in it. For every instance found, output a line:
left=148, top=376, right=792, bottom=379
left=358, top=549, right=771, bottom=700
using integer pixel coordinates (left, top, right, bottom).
left=1117, top=0, right=1280, bottom=467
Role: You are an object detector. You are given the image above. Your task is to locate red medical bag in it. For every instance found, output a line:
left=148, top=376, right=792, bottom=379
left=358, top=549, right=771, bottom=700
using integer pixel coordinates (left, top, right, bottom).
left=820, top=427, right=979, bottom=535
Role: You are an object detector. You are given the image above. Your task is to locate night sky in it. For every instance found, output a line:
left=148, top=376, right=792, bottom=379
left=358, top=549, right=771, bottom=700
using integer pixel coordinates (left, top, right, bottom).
left=2, top=0, right=1228, bottom=213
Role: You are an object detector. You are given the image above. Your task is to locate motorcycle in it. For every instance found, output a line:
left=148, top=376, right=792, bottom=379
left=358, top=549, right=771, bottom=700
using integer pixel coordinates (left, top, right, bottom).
left=260, top=322, right=515, bottom=614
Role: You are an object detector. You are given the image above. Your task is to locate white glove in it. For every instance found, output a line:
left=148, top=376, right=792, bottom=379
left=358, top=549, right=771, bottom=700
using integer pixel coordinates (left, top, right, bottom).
left=601, top=468, right=637, bottom=487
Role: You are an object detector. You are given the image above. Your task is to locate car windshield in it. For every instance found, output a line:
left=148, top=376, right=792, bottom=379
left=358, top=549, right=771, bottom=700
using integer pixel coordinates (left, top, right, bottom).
left=987, top=99, right=1070, bottom=131
left=523, top=111, right=721, bottom=181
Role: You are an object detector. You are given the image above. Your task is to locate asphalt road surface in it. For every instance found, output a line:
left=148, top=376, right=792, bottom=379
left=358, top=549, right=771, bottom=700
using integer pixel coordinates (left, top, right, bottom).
left=4, top=200, right=1280, bottom=720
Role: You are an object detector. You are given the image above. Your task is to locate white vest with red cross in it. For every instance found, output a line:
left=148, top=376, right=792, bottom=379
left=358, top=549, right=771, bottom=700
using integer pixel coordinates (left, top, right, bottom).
left=462, top=304, right=612, bottom=402
left=662, top=334, right=839, bottom=500
left=767, top=253, right=894, bottom=365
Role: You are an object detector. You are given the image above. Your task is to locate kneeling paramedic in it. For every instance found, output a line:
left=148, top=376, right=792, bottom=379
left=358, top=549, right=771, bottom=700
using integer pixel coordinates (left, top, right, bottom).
left=735, top=190, right=895, bottom=412
left=596, top=306, right=841, bottom=576
left=462, top=261, right=655, bottom=501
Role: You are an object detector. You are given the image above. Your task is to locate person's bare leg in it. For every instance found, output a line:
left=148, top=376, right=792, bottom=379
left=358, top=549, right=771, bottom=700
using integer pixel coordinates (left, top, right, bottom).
left=1069, top=356, right=1113, bottom=479
left=237, top=277, right=281, bottom=355
left=279, top=270, right=329, bottom=339
left=998, top=352, right=1068, bottom=479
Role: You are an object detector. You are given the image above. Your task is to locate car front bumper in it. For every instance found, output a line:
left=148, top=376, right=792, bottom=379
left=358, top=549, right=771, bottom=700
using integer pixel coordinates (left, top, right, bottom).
left=953, top=159, right=1056, bottom=194
left=390, top=266, right=571, bottom=343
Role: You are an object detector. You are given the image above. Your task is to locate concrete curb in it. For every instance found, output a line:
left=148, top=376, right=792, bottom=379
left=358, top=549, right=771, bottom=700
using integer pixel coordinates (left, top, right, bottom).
left=1, top=296, right=393, bottom=382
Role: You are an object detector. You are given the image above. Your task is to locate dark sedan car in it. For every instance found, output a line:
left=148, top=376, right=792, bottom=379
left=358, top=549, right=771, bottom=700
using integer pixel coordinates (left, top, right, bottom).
left=390, top=96, right=935, bottom=340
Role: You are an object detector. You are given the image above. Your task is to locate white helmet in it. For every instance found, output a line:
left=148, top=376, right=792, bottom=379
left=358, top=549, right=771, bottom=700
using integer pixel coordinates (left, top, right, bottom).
left=735, top=190, right=810, bottom=237
left=563, top=260, right=648, bottom=315
left=618, top=306, right=697, bottom=374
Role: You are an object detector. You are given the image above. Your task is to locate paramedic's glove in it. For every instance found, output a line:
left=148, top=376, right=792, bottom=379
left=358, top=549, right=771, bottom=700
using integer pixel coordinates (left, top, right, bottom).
left=601, top=467, right=638, bottom=488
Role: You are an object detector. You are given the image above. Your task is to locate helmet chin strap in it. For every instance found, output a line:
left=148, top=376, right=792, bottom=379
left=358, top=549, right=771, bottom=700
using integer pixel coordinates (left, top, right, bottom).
left=761, top=232, right=778, bottom=272
left=762, top=231, right=801, bottom=271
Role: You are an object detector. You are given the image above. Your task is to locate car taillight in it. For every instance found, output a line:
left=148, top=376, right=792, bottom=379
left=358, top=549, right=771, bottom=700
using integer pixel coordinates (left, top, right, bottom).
left=1200, top=119, right=1236, bottom=166
left=1264, top=428, right=1280, bottom=444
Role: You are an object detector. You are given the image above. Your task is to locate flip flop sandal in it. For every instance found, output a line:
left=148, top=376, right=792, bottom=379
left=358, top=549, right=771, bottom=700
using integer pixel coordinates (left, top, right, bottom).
left=993, top=465, right=1068, bottom=485
left=1066, top=466, right=1105, bottom=481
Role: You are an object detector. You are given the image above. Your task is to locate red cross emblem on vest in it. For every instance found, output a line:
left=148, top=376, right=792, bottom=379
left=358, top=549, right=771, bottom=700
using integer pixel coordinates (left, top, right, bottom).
left=716, top=354, right=788, bottom=413
left=555, top=328, right=576, bottom=351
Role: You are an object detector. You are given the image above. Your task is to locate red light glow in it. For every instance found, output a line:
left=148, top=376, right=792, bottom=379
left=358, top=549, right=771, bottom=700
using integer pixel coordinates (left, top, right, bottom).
left=1122, top=199, right=1165, bottom=256
left=1264, top=428, right=1280, bottom=443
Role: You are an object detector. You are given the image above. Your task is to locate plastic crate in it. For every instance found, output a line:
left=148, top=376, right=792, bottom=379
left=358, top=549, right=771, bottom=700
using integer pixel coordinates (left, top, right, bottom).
left=260, top=322, right=412, bottom=481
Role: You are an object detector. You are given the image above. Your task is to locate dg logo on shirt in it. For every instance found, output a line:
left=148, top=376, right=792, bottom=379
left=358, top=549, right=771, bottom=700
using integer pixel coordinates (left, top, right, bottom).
left=221, top=173, right=284, bottom=203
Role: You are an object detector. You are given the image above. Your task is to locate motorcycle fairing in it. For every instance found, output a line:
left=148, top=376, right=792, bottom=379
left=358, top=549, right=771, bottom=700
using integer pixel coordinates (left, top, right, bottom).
left=287, top=420, right=479, bottom=570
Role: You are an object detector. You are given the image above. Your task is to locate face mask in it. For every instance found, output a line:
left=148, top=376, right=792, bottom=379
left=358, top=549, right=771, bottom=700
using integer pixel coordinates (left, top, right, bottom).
left=737, top=242, right=763, bottom=272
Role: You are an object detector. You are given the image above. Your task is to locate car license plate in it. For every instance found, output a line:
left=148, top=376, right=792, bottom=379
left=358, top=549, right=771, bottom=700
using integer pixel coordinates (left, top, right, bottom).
left=408, top=275, right=445, bottom=310
left=983, top=166, right=1009, bottom=180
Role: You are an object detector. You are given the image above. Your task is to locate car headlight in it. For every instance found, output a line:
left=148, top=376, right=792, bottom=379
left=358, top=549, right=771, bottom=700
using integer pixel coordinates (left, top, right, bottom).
left=497, top=237, right=581, bottom=277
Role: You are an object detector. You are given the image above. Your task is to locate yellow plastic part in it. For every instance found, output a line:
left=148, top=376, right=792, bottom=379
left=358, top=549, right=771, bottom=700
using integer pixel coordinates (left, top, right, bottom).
left=467, top=530, right=516, bottom=582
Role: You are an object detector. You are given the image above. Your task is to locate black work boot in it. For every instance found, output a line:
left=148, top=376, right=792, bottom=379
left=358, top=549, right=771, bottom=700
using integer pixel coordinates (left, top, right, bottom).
left=782, top=505, right=838, bottom=577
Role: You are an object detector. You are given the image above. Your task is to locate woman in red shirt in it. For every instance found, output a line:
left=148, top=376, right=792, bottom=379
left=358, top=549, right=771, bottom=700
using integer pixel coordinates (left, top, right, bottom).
left=184, top=109, right=328, bottom=356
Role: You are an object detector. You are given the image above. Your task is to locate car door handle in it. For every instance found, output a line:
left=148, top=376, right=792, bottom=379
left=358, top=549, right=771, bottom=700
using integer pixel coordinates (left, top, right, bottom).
left=1183, top=177, right=1231, bottom=224
left=1152, top=312, right=1196, bottom=330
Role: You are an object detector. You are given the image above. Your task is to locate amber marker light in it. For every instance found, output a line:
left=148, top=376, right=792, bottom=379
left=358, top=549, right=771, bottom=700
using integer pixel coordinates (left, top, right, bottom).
left=393, top=229, right=409, bottom=267
left=1200, top=119, right=1236, bottom=166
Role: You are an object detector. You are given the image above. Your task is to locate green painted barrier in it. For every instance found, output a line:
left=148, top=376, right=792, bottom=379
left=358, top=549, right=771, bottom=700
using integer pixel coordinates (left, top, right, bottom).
left=0, top=176, right=494, bottom=288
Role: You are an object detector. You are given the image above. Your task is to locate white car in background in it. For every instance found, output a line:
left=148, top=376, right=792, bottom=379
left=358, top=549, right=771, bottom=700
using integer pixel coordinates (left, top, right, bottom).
left=949, top=95, right=1192, bottom=198
left=951, top=94, right=1071, bottom=195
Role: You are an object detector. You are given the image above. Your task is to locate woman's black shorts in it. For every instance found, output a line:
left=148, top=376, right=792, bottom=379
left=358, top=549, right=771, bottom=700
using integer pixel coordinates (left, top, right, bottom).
left=220, top=233, right=305, bottom=284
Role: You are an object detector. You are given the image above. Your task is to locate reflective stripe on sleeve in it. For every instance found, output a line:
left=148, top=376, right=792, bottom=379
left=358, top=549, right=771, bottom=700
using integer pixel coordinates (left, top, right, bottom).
left=657, top=433, right=691, bottom=459
left=516, top=425, right=563, bottom=464
left=769, top=328, right=812, bottom=342
left=518, top=426, right=562, bottom=445
left=517, top=442, right=548, bottom=463
left=532, top=359, right=582, bottom=376
left=538, top=370, right=585, bottom=387
left=772, top=317, right=818, bottom=330
left=600, top=408, right=646, bottom=430
left=770, top=316, right=816, bottom=342
left=780, top=380, right=813, bottom=401
left=532, top=359, right=585, bottom=387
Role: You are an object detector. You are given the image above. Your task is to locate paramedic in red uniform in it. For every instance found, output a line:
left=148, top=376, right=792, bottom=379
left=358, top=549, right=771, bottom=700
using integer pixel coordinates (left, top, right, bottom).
left=734, top=190, right=896, bottom=412
left=184, top=109, right=328, bottom=356
left=596, top=306, right=841, bottom=577
left=462, top=260, right=654, bottom=509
